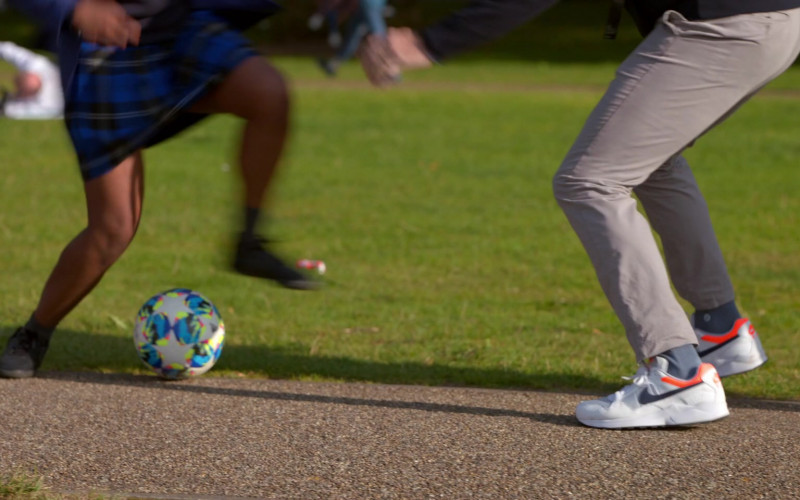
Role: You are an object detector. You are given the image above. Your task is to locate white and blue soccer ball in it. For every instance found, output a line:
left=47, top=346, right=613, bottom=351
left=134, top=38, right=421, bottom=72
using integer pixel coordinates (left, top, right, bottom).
left=133, top=288, right=225, bottom=380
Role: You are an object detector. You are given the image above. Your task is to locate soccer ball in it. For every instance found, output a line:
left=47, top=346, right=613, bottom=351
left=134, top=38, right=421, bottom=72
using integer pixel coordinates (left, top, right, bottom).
left=133, top=288, right=225, bottom=380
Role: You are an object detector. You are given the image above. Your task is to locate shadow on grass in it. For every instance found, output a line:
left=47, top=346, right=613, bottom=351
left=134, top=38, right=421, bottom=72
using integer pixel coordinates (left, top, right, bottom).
left=4, top=327, right=792, bottom=414
left=6, top=327, right=614, bottom=392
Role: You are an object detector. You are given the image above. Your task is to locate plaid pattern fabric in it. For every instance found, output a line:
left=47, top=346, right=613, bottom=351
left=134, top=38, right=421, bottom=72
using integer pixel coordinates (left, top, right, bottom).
left=66, top=10, right=258, bottom=180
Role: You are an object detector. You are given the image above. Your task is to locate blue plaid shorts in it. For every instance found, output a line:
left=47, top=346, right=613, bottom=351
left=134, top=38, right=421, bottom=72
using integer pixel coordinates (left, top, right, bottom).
left=66, top=10, right=258, bottom=180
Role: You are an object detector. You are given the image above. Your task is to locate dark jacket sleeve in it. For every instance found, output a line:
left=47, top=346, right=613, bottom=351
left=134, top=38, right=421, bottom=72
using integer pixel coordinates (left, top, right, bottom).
left=419, top=0, right=561, bottom=62
left=9, top=0, right=80, bottom=96
left=11, top=0, right=281, bottom=32
left=9, top=0, right=78, bottom=31
left=191, top=0, right=282, bottom=30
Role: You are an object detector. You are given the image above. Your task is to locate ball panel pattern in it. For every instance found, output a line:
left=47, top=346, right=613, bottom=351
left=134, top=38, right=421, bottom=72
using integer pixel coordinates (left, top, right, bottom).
left=133, top=288, right=225, bottom=379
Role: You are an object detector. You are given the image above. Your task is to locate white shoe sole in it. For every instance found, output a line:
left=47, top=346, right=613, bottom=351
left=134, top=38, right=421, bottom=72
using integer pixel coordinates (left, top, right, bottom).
left=708, top=355, right=767, bottom=378
left=576, top=363, right=729, bottom=429
left=699, top=334, right=767, bottom=377
left=578, top=400, right=730, bottom=429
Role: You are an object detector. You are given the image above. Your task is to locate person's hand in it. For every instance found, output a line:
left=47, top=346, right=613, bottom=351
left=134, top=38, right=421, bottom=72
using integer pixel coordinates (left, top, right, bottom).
left=387, top=28, right=434, bottom=70
left=358, top=28, right=433, bottom=88
left=71, top=0, right=141, bottom=48
left=358, top=34, right=401, bottom=87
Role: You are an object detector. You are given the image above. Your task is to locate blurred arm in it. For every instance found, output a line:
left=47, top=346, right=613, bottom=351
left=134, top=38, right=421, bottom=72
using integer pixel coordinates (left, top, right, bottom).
left=420, top=0, right=561, bottom=62
left=0, top=42, right=45, bottom=72
left=359, top=0, right=562, bottom=86
left=3, top=97, right=63, bottom=119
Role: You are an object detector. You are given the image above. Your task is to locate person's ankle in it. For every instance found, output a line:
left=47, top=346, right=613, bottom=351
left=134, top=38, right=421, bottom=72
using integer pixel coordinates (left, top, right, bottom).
left=654, top=343, right=701, bottom=380
left=693, top=301, right=740, bottom=333
left=25, top=314, right=55, bottom=342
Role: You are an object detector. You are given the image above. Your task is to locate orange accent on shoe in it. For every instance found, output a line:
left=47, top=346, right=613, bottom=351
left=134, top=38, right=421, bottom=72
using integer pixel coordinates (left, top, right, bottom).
left=700, top=318, right=750, bottom=344
left=661, top=363, right=718, bottom=388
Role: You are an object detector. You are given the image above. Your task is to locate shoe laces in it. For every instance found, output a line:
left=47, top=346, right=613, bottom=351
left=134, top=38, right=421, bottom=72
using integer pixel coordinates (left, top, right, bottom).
left=621, top=364, right=650, bottom=383
left=606, top=364, right=653, bottom=402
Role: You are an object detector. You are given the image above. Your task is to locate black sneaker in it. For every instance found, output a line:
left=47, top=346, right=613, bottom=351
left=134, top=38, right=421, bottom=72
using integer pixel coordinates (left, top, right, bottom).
left=233, top=234, right=320, bottom=291
left=0, top=327, right=51, bottom=379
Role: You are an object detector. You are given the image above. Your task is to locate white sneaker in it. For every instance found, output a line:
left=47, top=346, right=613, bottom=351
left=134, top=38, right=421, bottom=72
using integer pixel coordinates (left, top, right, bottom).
left=694, top=317, right=767, bottom=377
left=576, top=358, right=729, bottom=429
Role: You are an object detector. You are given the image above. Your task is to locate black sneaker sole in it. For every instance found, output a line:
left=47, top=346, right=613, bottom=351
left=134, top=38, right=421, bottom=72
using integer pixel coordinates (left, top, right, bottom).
left=0, top=367, right=36, bottom=379
left=280, top=279, right=322, bottom=291
left=234, top=266, right=322, bottom=291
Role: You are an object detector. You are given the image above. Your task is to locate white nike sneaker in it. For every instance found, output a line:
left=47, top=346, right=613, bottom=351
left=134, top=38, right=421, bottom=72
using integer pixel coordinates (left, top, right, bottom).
left=576, top=358, right=729, bottom=429
left=693, top=317, right=767, bottom=377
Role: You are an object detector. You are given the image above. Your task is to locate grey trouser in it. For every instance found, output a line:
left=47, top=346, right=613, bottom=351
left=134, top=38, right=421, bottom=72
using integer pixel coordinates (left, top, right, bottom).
left=552, top=9, right=800, bottom=361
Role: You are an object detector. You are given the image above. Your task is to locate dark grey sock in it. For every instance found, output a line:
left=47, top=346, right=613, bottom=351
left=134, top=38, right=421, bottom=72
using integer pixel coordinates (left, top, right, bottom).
left=694, top=301, right=740, bottom=333
left=243, top=207, right=261, bottom=238
left=658, top=343, right=702, bottom=380
left=25, top=314, right=55, bottom=341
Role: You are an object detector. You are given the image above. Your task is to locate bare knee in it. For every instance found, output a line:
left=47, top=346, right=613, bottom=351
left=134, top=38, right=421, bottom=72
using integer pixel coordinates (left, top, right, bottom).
left=191, top=57, right=291, bottom=121
left=252, top=68, right=290, bottom=120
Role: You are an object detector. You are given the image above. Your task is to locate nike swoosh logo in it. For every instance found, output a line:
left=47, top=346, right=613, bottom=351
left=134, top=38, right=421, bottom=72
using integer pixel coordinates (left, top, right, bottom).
left=637, top=382, right=700, bottom=405
left=697, top=336, right=738, bottom=357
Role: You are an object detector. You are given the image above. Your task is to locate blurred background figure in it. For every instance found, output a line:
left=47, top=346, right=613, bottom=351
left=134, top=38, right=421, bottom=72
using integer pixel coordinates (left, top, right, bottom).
left=0, top=41, right=62, bottom=119
left=308, top=0, right=352, bottom=49
left=317, top=0, right=389, bottom=77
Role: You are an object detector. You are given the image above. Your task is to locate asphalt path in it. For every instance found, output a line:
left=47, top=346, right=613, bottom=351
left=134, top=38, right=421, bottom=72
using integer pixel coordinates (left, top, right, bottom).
left=2, top=372, right=800, bottom=499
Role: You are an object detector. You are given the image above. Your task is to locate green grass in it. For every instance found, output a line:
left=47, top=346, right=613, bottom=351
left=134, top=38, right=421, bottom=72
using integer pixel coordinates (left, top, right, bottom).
left=0, top=470, right=47, bottom=499
left=0, top=471, right=119, bottom=499
left=0, top=470, right=114, bottom=499
left=2, top=56, right=800, bottom=400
